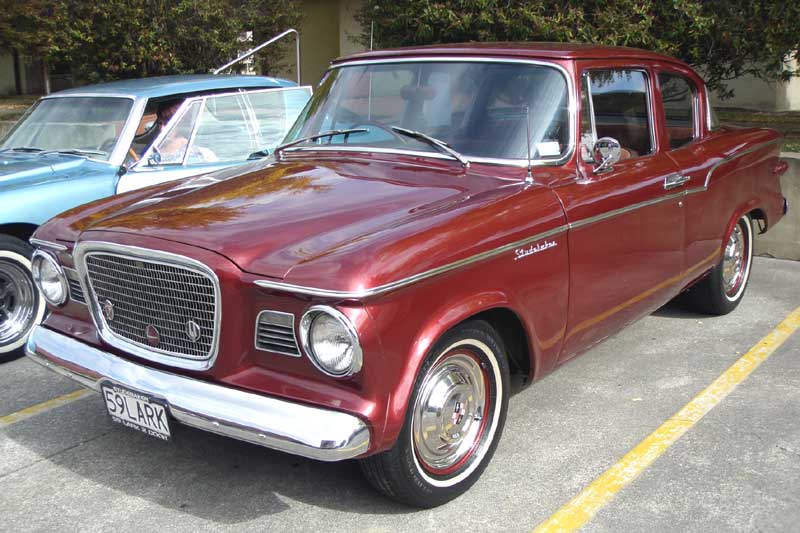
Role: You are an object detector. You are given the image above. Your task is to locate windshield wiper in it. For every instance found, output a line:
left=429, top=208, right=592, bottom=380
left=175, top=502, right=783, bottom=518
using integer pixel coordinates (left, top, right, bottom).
left=40, top=148, right=107, bottom=157
left=390, top=126, right=470, bottom=168
left=273, top=128, right=368, bottom=158
left=0, top=146, right=44, bottom=153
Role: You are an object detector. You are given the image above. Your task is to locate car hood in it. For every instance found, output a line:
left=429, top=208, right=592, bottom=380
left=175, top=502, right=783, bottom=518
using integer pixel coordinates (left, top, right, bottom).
left=79, top=156, right=522, bottom=281
left=0, top=151, right=104, bottom=191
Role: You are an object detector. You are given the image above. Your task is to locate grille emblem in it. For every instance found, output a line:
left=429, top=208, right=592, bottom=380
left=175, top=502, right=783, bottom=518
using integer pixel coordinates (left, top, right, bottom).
left=102, top=299, right=115, bottom=321
left=185, top=320, right=201, bottom=343
left=145, top=325, right=161, bottom=347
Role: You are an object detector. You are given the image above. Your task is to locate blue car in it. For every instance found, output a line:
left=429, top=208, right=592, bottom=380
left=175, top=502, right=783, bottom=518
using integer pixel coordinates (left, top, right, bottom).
left=0, top=74, right=311, bottom=359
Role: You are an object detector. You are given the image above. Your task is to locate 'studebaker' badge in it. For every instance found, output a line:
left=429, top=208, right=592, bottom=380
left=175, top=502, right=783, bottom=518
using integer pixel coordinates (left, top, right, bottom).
left=514, top=240, right=557, bottom=261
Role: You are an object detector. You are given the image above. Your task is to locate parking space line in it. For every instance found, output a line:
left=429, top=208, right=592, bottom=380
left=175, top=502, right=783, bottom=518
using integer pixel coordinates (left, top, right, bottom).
left=0, top=389, right=93, bottom=428
left=533, top=305, right=800, bottom=533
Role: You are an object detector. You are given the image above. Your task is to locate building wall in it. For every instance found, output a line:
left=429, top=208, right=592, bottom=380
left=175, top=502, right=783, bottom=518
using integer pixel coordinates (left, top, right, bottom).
left=710, top=59, right=800, bottom=112
left=0, top=52, right=16, bottom=96
left=275, top=0, right=366, bottom=87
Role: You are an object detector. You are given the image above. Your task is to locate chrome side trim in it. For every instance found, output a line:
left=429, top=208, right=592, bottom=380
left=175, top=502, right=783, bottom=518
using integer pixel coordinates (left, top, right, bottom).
left=29, top=238, right=67, bottom=252
left=256, top=140, right=781, bottom=300
left=703, top=138, right=781, bottom=188
left=74, top=241, right=222, bottom=372
left=255, top=224, right=569, bottom=299
left=26, top=326, right=370, bottom=461
left=324, top=56, right=576, bottom=168
left=568, top=190, right=689, bottom=231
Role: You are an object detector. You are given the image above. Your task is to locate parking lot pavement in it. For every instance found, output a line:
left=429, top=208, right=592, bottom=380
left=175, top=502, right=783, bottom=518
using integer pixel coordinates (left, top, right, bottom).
left=0, top=257, right=798, bottom=532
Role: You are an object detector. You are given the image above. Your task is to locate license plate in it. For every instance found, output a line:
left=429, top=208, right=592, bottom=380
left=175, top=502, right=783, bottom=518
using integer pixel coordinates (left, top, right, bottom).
left=101, top=383, right=171, bottom=441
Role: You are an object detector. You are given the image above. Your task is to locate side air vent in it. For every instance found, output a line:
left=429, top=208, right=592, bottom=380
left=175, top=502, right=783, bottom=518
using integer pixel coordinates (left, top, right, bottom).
left=255, top=310, right=300, bottom=356
left=64, top=268, right=86, bottom=304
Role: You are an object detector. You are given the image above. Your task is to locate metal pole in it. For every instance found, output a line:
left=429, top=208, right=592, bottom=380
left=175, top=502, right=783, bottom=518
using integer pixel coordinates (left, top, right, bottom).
left=214, top=28, right=300, bottom=83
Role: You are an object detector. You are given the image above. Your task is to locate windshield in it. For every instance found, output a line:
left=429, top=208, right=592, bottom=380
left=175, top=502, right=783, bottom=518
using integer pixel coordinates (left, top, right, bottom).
left=285, top=61, right=571, bottom=163
left=1, top=97, right=134, bottom=161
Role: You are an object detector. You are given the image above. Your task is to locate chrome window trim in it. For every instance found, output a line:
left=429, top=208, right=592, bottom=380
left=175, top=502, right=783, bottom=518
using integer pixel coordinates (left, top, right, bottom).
left=74, top=241, right=222, bottom=371
left=657, top=71, right=700, bottom=148
left=254, top=309, right=301, bottom=357
left=29, top=238, right=67, bottom=252
left=581, top=67, right=657, bottom=157
left=299, top=56, right=577, bottom=168
left=137, top=86, right=313, bottom=169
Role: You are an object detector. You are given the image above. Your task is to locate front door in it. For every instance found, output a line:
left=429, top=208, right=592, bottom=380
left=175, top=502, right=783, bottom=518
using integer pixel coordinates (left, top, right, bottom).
left=556, top=65, right=686, bottom=361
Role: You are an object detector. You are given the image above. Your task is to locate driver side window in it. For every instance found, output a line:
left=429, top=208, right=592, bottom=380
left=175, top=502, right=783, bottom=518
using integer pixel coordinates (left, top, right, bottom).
left=580, top=69, right=654, bottom=163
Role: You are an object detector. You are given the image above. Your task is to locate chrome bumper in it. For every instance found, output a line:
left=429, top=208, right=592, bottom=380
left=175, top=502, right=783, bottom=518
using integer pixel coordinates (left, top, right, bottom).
left=26, top=326, right=370, bottom=461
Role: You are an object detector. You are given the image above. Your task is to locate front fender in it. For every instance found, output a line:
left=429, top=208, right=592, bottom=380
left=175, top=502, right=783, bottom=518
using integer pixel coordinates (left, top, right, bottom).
left=0, top=170, right=117, bottom=227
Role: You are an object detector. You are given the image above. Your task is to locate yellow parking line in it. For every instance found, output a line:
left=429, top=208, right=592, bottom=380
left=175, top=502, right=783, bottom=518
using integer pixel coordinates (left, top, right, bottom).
left=0, top=388, right=93, bottom=428
left=534, top=305, right=800, bottom=533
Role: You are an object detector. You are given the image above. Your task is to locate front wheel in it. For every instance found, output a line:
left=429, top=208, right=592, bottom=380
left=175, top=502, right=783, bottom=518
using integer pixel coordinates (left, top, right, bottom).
left=360, top=320, right=510, bottom=507
left=687, top=214, right=754, bottom=315
left=0, top=235, right=45, bottom=361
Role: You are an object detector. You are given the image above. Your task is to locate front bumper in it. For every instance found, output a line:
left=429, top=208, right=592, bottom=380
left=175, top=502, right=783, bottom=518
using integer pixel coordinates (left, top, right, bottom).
left=26, top=326, right=370, bottom=461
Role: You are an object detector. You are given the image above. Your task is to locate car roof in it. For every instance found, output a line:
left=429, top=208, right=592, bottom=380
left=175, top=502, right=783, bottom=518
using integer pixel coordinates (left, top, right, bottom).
left=335, top=42, right=693, bottom=69
left=47, top=74, right=296, bottom=99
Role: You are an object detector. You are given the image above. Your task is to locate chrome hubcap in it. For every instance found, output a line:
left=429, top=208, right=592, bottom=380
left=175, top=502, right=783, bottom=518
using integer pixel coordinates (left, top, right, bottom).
left=722, top=224, right=746, bottom=295
left=0, top=259, right=37, bottom=346
left=412, top=352, right=488, bottom=473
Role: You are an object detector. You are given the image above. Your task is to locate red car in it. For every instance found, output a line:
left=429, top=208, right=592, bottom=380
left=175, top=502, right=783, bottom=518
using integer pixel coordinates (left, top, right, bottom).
left=26, top=43, right=788, bottom=507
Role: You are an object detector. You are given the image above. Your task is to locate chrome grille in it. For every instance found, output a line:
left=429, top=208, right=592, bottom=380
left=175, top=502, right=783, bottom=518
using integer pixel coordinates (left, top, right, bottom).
left=255, top=310, right=299, bottom=356
left=64, top=268, right=86, bottom=304
left=84, top=252, right=217, bottom=360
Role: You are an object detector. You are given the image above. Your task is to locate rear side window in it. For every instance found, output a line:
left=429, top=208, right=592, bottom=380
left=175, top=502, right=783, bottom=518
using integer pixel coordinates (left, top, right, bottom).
left=580, top=69, right=653, bottom=161
left=659, top=73, right=696, bottom=149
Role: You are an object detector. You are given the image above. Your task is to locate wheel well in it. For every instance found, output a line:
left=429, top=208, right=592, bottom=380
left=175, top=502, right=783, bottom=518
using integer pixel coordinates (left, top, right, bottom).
left=0, top=223, right=38, bottom=243
left=472, top=308, right=532, bottom=386
left=749, top=208, right=767, bottom=234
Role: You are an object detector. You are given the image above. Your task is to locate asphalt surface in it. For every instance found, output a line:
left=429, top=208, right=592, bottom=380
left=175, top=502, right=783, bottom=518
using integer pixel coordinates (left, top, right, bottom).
left=1, top=257, right=798, bottom=532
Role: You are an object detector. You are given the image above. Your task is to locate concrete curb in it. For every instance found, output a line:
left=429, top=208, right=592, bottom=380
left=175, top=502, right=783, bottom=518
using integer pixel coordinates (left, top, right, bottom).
left=756, top=153, right=799, bottom=260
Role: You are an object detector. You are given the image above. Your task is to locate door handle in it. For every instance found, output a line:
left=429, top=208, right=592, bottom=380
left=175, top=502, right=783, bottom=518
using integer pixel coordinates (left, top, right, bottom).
left=663, top=173, right=690, bottom=190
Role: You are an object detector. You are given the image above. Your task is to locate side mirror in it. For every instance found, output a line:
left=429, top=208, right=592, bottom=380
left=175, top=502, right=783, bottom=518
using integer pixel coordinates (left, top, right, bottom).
left=592, top=137, right=621, bottom=174
left=147, top=148, right=162, bottom=166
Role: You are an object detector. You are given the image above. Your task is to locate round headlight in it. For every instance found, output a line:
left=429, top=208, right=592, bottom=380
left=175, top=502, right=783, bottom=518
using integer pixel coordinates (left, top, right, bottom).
left=300, top=306, right=362, bottom=377
left=31, top=250, right=67, bottom=306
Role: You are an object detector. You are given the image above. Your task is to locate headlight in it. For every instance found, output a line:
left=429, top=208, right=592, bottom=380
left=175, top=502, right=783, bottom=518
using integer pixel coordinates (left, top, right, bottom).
left=299, top=306, right=362, bottom=377
left=31, top=250, right=67, bottom=306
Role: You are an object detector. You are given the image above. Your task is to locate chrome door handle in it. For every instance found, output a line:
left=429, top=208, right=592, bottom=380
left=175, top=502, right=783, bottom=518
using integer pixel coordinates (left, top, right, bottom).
left=664, top=173, right=690, bottom=190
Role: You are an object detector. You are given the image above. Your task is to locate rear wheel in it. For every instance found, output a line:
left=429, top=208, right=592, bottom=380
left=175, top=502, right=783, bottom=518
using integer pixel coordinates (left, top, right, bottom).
left=0, top=235, right=45, bottom=361
left=360, top=320, right=510, bottom=507
left=687, top=215, right=753, bottom=315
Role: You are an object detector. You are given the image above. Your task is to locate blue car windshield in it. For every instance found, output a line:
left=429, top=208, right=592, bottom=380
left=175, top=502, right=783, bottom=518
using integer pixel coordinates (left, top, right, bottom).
left=284, top=61, right=571, bottom=162
left=1, top=96, right=133, bottom=161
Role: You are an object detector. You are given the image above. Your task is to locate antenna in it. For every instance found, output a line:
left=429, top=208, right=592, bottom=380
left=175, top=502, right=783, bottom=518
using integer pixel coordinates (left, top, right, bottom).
left=524, top=104, right=534, bottom=185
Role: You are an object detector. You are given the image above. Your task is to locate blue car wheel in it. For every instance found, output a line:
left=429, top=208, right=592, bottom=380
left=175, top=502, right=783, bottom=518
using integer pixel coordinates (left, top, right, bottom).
left=0, top=235, right=45, bottom=361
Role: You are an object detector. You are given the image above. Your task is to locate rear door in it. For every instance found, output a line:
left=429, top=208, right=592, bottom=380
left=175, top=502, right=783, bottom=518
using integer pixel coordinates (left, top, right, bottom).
left=655, top=67, right=723, bottom=284
left=556, top=63, right=685, bottom=361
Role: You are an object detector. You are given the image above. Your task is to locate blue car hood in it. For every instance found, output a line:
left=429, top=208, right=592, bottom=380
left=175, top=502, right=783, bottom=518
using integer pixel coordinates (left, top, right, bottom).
left=0, top=151, right=111, bottom=192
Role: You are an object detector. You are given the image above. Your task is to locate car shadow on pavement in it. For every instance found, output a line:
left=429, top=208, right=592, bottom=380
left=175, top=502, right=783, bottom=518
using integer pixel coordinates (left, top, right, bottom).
left=3, top=397, right=417, bottom=523
left=651, top=297, right=708, bottom=319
